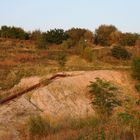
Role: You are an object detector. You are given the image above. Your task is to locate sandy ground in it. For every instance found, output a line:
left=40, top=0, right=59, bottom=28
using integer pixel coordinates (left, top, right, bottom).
left=0, top=70, right=136, bottom=139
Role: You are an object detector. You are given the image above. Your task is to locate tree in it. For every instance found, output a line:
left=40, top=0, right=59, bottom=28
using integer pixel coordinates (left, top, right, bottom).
left=66, top=28, right=86, bottom=42
left=35, top=33, right=47, bottom=49
left=31, top=30, right=48, bottom=48
left=119, top=33, right=139, bottom=46
left=111, top=45, right=131, bottom=60
left=31, top=30, right=42, bottom=41
left=0, top=26, right=10, bottom=38
left=109, top=31, right=122, bottom=45
left=46, top=29, right=68, bottom=44
left=95, top=25, right=118, bottom=46
left=84, top=30, right=94, bottom=43
left=89, top=78, right=121, bottom=119
left=0, top=26, right=28, bottom=40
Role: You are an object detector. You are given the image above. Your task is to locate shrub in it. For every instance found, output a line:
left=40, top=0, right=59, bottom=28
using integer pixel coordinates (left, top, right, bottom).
left=82, top=47, right=94, bottom=62
left=0, top=25, right=29, bottom=40
left=118, top=110, right=140, bottom=140
left=89, top=78, right=121, bottom=118
left=132, top=58, right=140, bottom=80
left=36, top=33, right=47, bottom=49
left=28, top=115, right=50, bottom=136
left=57, top=53, right=67, bottom=67
left=118, top=112, right=133, bottom=124
left=46, top=29, right=68, bottom=44
left=61, top=39, right=75, bottom=49
left=111, top=45, right=131, bottom=60
left=119, top=33, right=139, bottom=46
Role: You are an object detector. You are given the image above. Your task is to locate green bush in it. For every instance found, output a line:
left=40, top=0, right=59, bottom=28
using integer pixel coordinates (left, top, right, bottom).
left=0, top=25, right=29, bottom=40
left=28, top=115, right=50, bottom=136
left=132, top=58, right=140, bottom=80
left=111, top=45, right=131, bottom=60
left=46, top=29, right=68, bottom=44
left=89, top=78, right=121, bottom=118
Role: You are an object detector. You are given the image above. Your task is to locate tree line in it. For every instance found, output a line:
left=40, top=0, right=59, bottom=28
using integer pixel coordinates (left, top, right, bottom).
left=0, top=25, right=140, bottom=48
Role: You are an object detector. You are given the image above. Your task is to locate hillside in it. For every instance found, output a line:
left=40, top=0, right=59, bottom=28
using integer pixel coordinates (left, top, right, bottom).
left=0, top=70, right=138, bottom=140
left=0, top=27, right=140, bottom=140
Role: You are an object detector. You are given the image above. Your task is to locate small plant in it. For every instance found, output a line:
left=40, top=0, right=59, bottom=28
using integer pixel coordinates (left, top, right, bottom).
left=118, top=112, right=133, bottom=124
left=57, top=53, right=67, bottom=68
left=111, top=45, right=131, bottom=60
left=118, top=111, right=140, bottom=140
left=28, top=115, right=50, bottom=136
left=89, top=78, right=121, bottom=119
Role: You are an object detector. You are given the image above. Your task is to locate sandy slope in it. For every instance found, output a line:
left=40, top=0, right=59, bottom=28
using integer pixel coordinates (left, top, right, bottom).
left=0, top=70, right=136, bottom=139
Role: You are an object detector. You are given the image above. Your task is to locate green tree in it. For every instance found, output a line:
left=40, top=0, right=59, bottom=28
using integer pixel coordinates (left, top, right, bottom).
left=89, top=78, right=121, bottom=119
left=46, top=29, right=68, bottom=44
left=0, top=25, right=29, bottom=40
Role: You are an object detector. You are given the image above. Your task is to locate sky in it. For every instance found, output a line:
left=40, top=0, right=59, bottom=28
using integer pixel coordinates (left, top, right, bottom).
left=0, top=0, right=140, bottom=33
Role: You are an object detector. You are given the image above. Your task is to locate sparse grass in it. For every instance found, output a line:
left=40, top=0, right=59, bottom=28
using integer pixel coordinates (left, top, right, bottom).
left=0, top=46, right=131, bottom=93
left=28, top=115, right=51, bottom=136
left=25, top=116, right=99, bottom=140
left=24, top=115, right=138, bottom=140
left=0, top=63, right=47, bottom=90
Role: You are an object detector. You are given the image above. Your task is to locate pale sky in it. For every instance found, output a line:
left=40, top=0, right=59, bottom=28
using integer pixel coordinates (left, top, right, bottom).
left=0, top=0, right=140, bottom=33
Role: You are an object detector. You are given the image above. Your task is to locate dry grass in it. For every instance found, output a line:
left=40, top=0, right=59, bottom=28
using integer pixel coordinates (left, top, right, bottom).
left=0, top=60, right=17, bottom=68
left=15, top=54, right=36, bottom=63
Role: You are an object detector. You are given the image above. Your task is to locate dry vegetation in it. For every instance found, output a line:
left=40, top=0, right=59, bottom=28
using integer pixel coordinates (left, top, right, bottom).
left=0, top=26, right=140, bottom=140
